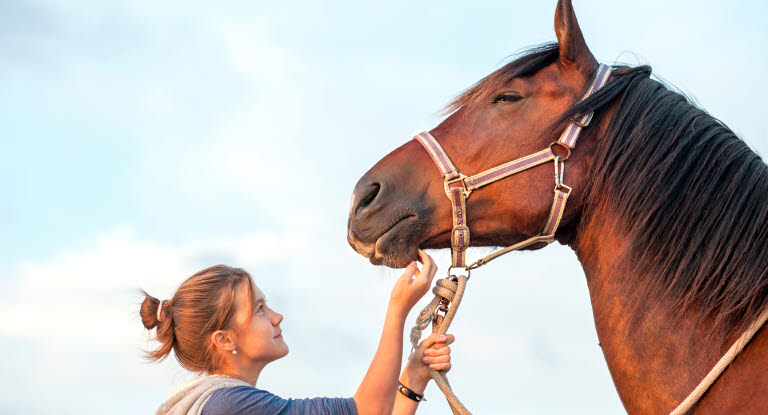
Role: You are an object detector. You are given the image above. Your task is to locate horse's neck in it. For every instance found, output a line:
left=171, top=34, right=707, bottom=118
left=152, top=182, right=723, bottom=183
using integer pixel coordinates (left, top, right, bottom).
left=571, top=210, right=754, bottom=413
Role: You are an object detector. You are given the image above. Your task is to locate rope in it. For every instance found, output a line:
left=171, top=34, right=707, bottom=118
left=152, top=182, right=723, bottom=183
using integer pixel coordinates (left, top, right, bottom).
left=670, top=307, right=768, bottom=414
left=410, top=275, right=472, bottom=415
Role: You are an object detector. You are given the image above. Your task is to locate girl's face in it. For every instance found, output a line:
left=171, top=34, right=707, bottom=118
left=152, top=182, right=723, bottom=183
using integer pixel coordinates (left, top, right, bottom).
left=231, top=281, right=289, bottom=363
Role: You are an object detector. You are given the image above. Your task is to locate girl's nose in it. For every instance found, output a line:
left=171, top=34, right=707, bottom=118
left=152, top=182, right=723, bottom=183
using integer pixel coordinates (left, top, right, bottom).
left=273, top=311, right=283, bottom=325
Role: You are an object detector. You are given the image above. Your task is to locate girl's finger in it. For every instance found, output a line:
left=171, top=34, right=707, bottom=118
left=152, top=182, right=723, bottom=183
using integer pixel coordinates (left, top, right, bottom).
left=429, top=363, right=452, bottom=372
left=418, top=333, right=449, bottom=351
left=416, top=249, right=427, bottom=263
left=427, top=345, right=451, bottom=356
left=423, top=354, right=451, bottom=364
left=417, top=250, right=436, bottom=284
left=417, top=250, right=433, bottom=267
left=400, top=261, right=418, bottom=280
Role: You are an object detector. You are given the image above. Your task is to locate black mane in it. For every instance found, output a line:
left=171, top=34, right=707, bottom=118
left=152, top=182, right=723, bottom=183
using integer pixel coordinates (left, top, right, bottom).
left=579, top=62, right=768, bottom=337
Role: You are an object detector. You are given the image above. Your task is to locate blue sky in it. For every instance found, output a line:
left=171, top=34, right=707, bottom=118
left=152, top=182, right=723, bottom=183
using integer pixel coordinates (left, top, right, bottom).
left=1, top=1, right=767, bottom=414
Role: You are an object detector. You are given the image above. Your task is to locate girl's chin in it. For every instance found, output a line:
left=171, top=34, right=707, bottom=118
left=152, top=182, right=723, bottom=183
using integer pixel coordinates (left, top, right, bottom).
left=274, top=349, right=289, bottom=361
left=276, top=342, right=289, bottom=359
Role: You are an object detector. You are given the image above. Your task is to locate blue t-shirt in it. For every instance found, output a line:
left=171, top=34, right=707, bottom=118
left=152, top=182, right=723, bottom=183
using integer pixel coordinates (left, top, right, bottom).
left=202, top=385, right=358, bottom=415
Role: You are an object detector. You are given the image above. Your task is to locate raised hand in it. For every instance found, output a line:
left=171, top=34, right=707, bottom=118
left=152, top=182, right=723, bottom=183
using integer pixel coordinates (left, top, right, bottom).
left=389, top=250, right=438, bottom=314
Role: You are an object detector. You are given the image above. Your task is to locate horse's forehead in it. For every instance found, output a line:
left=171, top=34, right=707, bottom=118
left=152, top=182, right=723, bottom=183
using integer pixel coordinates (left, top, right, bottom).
left=526, top=64, right=570, bottom=90
left=487, top=62, right=570, bottom=97
left=510, top=64, right=581, bottom=100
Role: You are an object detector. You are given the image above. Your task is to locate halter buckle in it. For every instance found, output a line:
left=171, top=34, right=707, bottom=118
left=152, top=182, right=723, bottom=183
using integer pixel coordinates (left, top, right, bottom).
left=451, top=225, right=470, bottom=251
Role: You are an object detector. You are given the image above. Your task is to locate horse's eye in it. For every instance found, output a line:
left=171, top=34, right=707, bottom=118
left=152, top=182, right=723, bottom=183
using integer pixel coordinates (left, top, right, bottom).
left=492, top=93, right=523, bottom=104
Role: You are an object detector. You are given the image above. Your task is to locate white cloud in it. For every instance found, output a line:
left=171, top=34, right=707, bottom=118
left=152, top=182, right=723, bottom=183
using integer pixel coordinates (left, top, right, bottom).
left=0, top=226, right=309, bottom=343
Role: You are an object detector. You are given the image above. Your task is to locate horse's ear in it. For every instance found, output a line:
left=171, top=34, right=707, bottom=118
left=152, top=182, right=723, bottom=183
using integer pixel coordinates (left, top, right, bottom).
left=555, top=0, right=597, bottom=75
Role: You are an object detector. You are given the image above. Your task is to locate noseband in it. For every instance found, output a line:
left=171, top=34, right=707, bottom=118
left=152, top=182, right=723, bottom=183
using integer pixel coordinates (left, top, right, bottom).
left=414, top=63, right=612, bottom=272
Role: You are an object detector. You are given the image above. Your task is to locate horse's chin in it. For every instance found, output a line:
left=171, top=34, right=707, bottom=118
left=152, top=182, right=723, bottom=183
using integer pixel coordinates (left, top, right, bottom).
left=367, top=232, right=421, bottom=268
left=347, top=217, right=423, bottom=268
left=370, top=247, right=419, bottom=268
left=348, top=240, right=419, bottom=268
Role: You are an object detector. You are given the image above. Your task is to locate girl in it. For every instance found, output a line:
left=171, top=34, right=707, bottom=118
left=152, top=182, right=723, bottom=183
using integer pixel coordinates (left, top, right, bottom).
left=141, top=250, right=454, bottom=415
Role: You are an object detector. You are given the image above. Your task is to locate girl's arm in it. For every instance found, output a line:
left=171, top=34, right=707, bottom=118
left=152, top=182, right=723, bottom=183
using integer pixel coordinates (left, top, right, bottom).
left=353, top=251, right=437, bottom=415
left=393, top=334, right=454, bottom=415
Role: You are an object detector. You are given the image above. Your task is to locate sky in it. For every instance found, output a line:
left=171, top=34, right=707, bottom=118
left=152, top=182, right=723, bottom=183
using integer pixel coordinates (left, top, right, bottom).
left=1, top=0, right=767, bottom=414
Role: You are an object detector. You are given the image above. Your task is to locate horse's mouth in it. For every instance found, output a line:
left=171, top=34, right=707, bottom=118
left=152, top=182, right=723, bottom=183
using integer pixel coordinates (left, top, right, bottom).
left=348, top=215, right=420, bottom=267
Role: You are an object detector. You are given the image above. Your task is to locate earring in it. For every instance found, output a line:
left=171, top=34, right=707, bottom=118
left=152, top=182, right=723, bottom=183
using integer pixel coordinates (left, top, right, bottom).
left=232, top=349, right=237, bottom=355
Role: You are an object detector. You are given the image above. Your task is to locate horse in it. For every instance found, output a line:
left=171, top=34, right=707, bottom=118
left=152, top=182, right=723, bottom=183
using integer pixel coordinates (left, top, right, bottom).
left=345, top=0, right=768, bottom=413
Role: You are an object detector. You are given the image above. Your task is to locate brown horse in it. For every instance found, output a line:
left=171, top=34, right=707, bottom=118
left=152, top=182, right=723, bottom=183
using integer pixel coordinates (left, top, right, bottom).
left=346, top=0, right=768, bottom=413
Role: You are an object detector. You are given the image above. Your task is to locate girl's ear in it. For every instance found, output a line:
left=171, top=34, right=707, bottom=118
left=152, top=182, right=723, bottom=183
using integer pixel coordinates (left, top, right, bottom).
left=211, top=330, right=236, bottom=353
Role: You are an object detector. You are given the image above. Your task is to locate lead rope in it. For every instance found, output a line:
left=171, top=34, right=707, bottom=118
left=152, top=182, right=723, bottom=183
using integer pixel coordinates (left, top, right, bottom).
left=410, top=275, right=471, bottom=415
left=670, top=307, right=768, bottom=414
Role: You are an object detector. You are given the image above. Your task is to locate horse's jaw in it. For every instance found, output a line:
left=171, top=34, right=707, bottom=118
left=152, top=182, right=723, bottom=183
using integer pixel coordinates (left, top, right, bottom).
left=346, top=216, right=424, bottom=268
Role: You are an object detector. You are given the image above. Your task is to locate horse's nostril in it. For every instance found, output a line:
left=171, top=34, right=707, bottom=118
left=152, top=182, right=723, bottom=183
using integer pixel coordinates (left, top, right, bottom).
left=350, top=176, right=389, bottom=221
left=358, top=183, right=380, bottom=211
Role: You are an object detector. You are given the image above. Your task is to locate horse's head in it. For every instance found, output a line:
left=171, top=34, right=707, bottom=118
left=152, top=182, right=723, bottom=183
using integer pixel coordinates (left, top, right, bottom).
left=347, top=0, right=605, bottom=267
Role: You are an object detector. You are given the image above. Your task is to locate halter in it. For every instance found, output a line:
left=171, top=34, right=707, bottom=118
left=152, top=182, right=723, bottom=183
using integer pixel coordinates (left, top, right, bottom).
left=414, top=63, right=612, bottom=272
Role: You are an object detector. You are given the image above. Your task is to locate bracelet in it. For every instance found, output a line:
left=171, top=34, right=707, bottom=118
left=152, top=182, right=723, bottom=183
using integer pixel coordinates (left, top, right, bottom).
left=397, top=382, right=426, bottom=402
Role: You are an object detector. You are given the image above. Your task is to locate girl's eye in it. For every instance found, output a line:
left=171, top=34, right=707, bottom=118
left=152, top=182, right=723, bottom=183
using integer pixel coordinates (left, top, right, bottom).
left=258, top=305, right=265, bottom=312
left=493, top=93, right=523, bottom=104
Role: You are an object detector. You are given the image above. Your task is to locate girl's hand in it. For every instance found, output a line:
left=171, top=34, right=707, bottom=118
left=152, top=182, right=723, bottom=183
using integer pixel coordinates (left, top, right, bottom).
left=389, top=250, right=437, bottom=314
left=404, top=333, right=455, bottom=386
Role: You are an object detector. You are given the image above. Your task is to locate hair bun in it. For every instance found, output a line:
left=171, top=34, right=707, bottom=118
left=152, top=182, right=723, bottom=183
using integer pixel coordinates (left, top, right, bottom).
left=139, top=291, right=162, bottom=329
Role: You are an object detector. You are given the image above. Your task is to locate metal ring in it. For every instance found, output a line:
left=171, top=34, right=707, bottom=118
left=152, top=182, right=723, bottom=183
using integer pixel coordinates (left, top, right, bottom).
left=432, top=305, right=441, bottom=322
left=446, top=265, right=471, bottom=279
left=433, top=303, right=449, bottom=322
left=549, top=142, right=572, bottom=160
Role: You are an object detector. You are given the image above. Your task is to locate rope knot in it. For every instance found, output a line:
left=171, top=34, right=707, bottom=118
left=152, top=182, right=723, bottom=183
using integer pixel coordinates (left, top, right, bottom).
left=409, top=277, right=461, bottom=353
left=433, top=277, right=459, bottom=302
